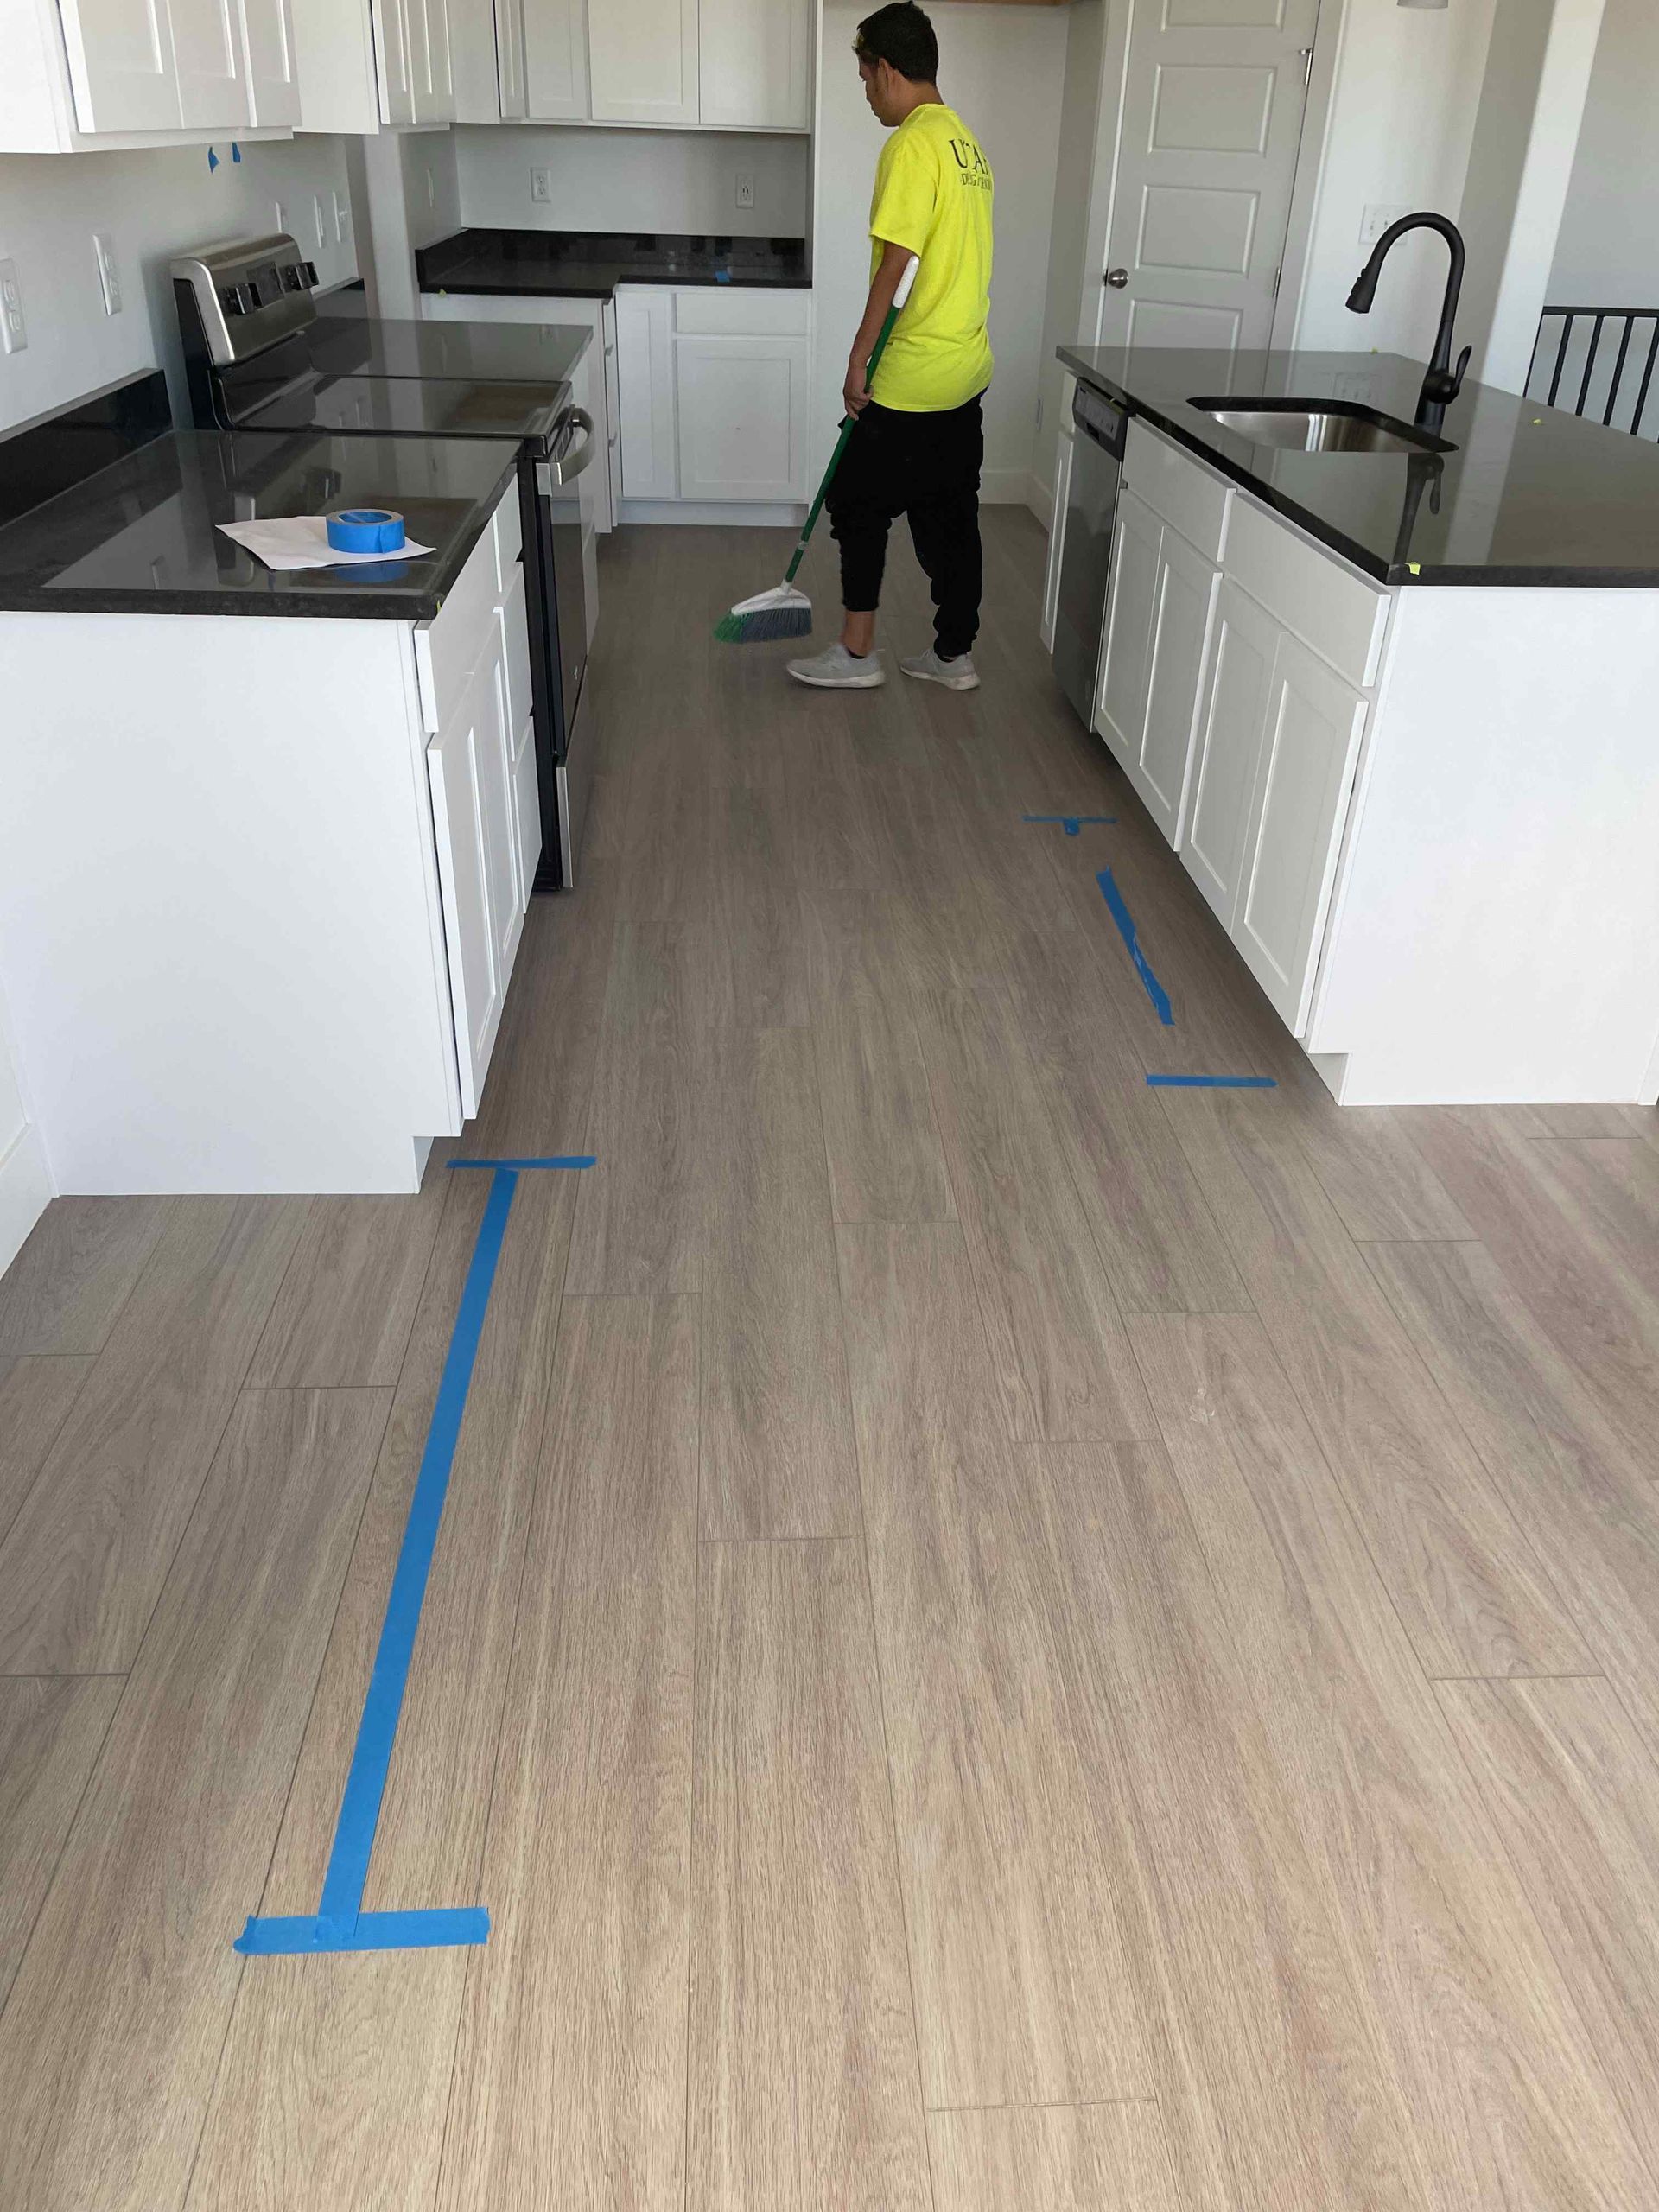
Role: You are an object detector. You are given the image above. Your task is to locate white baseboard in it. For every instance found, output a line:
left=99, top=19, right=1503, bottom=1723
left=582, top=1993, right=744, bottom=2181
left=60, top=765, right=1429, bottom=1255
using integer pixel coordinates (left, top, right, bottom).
left=0, top=1121, right=52, bottom=1281
left=619, top=499, right=807, bottom=528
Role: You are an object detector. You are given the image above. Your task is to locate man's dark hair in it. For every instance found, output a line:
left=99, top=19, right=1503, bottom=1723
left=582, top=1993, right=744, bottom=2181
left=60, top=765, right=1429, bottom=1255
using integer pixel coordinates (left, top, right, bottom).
left=855, top=2, right=938, bottom=83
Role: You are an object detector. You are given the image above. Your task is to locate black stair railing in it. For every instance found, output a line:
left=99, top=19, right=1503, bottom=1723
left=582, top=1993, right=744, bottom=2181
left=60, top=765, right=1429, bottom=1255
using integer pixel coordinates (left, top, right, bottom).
left=1528, top=306, right=1659, bottom=437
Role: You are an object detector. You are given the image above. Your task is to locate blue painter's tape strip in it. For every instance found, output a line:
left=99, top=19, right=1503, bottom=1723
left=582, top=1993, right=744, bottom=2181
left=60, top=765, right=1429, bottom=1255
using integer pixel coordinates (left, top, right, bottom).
left=1146, top=1074, right=1277, bottom=1090
left=235, top=1907, right=490, bottom=1956
left=448, top=1156, right=596, bottom=1171
left=315, top=1165, right=520, bottom=1931
left=1022, top=813, right=1117, bottom=836
left=1096, top=869, right=1173, bottom=1027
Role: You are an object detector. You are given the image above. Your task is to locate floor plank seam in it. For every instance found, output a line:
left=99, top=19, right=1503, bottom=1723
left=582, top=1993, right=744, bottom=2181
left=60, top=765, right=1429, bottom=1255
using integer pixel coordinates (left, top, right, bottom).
left=0, top=1668, right=123, bottom=2037
left=829, top=1228, right=945, bottom=2212
left=681, top=1439, right=702, bottom=2212
left=0, top=1363, right=96, bottom=1560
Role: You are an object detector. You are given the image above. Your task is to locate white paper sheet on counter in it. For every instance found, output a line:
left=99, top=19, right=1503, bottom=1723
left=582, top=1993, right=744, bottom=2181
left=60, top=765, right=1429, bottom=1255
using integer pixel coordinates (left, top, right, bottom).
left=216, top=517, right=435, bottom=572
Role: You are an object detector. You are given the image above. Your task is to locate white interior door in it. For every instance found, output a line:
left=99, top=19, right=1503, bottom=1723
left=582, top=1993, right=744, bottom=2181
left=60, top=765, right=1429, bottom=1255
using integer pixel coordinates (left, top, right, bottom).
left=57, top=0, right=182, bottom=131
left=1098, top=0, right=1320, bottom=356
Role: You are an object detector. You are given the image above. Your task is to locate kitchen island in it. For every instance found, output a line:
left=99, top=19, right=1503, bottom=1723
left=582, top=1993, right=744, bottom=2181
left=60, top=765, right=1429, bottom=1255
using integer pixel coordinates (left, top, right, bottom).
left=1051, top=345, right=1659, bottom=1107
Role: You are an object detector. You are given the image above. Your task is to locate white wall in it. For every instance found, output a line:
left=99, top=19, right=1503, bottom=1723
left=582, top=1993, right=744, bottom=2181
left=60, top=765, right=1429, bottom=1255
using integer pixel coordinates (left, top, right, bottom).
left=1292, top=0, right=1497, bottom=356
left=454, top=125, right=810, bottom=238
left=1034, top=0, right=1107, bottom=513
left=1549, top=0, right=1659, bottom=302
left=0, top=137, right=359, bottom=432
left=812, top=0, right=1068, bottom=505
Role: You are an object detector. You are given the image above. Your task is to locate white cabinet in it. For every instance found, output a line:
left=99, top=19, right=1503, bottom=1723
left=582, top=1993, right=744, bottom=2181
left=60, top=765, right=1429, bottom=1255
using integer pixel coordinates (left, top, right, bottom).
left=1135, top=522, right=1220, bottom=844
left=615, top=289, right=677, bottom=499
left=1232, top=632, right=1368, bottom=1035
left=699, top=0, right=809, bottom=128
left=1183, top=577, right=1278, bottom=930
left=54, top=0, right=185, bottom=133
left=674, top=335, right=810, bottom=502
left=237, top=0, right=299, bottom=124
left=588, top=0, right=696, bottom=123
left=493, top=0, right=528, bottom=117
left=1096, top=486, right=1160, bottom=771
left=170, top=0, right=248, bottom=129
left=291, top=0, right=457, bottom=130
left=522, top=0, right=588, bottom=117
left=405, top=0, right=454, bottom=123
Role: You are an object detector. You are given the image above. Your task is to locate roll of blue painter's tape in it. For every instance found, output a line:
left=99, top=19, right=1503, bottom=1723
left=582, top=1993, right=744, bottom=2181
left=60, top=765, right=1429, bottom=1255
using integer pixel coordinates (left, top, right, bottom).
left=327, top=506, right=406, bottom=554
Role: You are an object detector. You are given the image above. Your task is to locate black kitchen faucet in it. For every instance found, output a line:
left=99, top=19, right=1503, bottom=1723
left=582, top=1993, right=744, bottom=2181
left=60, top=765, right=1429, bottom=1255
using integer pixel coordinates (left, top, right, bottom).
left=1347, top=212, right=1472, bottom=435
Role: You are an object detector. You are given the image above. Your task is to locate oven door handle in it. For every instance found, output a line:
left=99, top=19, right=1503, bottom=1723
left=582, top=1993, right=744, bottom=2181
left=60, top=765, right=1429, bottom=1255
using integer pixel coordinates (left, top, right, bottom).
left=536, top=409, right=597, bottom=493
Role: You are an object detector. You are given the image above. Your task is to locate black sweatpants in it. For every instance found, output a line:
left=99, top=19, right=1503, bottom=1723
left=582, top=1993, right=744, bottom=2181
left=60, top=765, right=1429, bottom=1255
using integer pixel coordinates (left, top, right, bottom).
left=826, top=393, right=985, bottom=660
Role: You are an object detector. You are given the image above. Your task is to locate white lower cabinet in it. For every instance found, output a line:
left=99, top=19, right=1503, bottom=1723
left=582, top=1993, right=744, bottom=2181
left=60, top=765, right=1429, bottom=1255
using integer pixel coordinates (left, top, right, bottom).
left=1096, top=485, right=1220, bottom=844
left=1183, top=577, right=1279, bottom=928
left=615, top=289, right=677, bottom=499
left=1096, top=487, right=1160, bottom=768
left=1232, top=631, right=1368, bottom=1034
left=673, top=334, right=809, bottom=501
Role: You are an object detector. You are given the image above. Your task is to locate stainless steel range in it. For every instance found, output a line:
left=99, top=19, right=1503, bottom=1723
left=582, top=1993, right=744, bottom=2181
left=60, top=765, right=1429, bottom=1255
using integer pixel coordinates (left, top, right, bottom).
left=172, top=234, right=595, bottom=890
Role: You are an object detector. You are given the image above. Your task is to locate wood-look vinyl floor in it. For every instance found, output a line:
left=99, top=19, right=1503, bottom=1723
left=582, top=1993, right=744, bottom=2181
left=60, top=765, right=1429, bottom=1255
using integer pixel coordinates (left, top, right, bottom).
left=1, top=514, right=1657, bottom=2211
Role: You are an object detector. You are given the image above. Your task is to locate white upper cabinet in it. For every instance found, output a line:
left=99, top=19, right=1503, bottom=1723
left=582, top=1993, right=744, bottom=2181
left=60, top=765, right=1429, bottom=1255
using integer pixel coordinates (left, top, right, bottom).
left=493, top=0, right=528, bottom=118
left=171, top=0, right=250, bottom=129
left=588, top=0, right=697, bottom=124
left=522, top=0, right=587, bottom=118
left=699, top=0, right=809, bottom=129
left=51, top=0, right=180, bottom=133
left=406, top=0, right=454, bottom=122
left=237, top=0, right=299, bottom=124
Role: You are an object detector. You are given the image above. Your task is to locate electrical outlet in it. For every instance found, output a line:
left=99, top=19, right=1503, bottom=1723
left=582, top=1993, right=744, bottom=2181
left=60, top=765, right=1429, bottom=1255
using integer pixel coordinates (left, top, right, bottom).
left=333, top=190, right=351, bottom=245
left=530, top=166, right=552, bottom=205
left=92, top=230, right=121, bottom=316
left=1358, top=203, right=1410, bottom=251
left=0, top=257, right=25, bottom=354
left=313, top=194, right=328, bottom=252
left=734, top=170, right=755, bottom=210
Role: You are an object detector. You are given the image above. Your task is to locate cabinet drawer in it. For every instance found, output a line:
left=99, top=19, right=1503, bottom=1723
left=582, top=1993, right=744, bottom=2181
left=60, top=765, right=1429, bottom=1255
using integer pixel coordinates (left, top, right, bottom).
left=1227, top=495, right=1390, bottom=690
left=673, top=289, right=811, bottom=337
left=1124, top=420, right=1231, bottom=563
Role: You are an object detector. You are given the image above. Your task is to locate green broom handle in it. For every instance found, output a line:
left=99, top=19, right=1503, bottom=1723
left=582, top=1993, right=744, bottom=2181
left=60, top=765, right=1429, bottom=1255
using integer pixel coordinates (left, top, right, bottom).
left=782, top=253, right=919, bottom=587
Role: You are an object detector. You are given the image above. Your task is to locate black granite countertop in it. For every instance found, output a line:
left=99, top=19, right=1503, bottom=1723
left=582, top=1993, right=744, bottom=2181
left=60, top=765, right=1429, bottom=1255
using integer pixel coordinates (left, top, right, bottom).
left=1058, top=344, right=1659, bottom=586
left=0, top=423, right=521, bottom=620
left=308, top=310, right=592, bottom=386
left=417, top=226, right=810, bottom=300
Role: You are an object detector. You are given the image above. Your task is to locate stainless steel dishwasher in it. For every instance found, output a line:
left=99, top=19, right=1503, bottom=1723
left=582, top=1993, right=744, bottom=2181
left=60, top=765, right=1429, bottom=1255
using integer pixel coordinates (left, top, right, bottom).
left=1052, top=382, right=1128, bottom=728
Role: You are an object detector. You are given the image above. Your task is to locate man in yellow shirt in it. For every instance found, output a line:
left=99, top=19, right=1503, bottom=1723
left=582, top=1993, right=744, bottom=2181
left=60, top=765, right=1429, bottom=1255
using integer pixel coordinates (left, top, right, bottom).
left=789, top=2, right=995, bottom=693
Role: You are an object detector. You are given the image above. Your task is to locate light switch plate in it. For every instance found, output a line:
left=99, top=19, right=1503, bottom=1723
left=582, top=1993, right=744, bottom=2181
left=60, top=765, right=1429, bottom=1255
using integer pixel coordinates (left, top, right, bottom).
left=333, top=190, right=351, bottom=245
left=0, top=257, right=26, bottom=354
left=313, top=194, right=328, bottom=252
left=92, top=230, right=122, bottom=316
left=530, top=166, right=552, bottom=205
left=1359, top=203, right=1411, bottom=251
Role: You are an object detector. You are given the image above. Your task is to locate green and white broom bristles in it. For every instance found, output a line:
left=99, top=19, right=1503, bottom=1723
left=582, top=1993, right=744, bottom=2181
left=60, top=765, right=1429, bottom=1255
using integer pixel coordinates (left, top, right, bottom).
left=713, top=578, right=813, bottom=644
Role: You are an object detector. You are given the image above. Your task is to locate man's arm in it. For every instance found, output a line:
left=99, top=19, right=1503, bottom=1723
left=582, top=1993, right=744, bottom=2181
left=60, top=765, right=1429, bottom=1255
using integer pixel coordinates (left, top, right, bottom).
left=844, top=238, right=914, bottom=416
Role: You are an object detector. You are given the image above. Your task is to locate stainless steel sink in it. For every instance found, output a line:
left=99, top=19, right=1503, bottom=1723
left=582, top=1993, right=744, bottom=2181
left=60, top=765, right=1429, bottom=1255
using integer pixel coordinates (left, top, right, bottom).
left=1187, top=398, right=1453, bottom=455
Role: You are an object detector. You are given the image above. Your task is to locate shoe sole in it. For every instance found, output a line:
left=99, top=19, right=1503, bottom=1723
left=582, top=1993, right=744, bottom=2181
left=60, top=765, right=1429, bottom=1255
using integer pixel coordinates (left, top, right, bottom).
left=787, top=666, right=887, bottom=690
left=902, top=663, right=980, bottom=691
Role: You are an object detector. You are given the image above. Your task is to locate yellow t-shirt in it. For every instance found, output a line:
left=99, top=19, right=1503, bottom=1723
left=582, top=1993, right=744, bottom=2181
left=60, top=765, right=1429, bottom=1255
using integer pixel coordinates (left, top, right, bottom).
left=868, top=103, right=995, bottom=413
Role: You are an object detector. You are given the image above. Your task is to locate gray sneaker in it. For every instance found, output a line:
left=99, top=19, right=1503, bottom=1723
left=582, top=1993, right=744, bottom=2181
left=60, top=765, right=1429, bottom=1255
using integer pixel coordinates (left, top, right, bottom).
left=786, top=641, right=887, bottom=689
left=902, top=646, right=980, bottom=691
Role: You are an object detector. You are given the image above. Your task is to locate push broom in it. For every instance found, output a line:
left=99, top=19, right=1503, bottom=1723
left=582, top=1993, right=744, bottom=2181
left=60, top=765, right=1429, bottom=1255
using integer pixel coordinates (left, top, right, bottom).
left=715, top=252, right=920, bottom=645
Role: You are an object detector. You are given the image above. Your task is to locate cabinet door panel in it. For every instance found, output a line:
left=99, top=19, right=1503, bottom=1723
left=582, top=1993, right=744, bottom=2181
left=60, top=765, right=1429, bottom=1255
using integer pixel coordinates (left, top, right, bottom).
left=698, top=0, right=808, bottom=127
left=173, top=0, right=251, bottom=125
left=372, top=0, right=416, bottom=122
left=1135, top=522, right=1218, bottom=844
left=588, top=0, right=697, bottom=123
left=615, top=290, right=676, bottom=500
left=58, top=0, right=182, bottom=131
left=1235, top=628, right=1368, bottom=1034
left=477, top=626, right=523, bottom=986
left=408, top=0, right=454, bottom=119
left=1183, top=577, right=1276, bottom=930
left=428, top=660, right=502, bottom=1121
left=522, top=0, right=587, bottom=115
left=674, top=335, right=809, bottom=501
left=1096, top=487, right=1160, bottom=764
left=238, top=0, right=300, bottom=124
left=495, top=0, right=526, bottom=115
